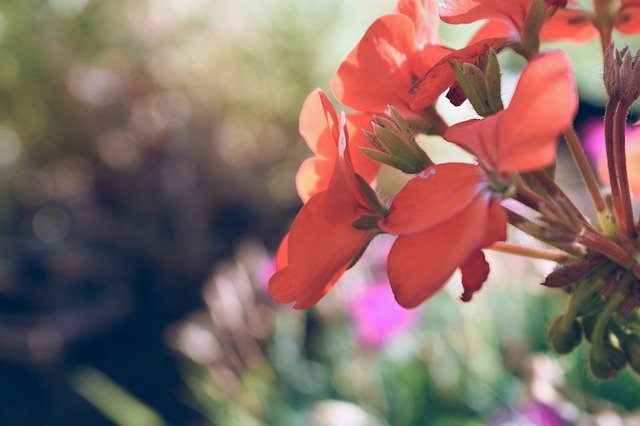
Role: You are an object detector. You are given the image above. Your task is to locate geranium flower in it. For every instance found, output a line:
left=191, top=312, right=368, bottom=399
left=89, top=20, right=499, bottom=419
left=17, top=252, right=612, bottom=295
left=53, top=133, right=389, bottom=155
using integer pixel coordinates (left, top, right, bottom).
left=380, top=51, right=577, bottom=308
left=443, top=0, right=639, bottom=47
left=296, top=89, right=379, bottom=202
left=332, top=0, right=511, bottom=115
left=269, top=100, right=385, bottom=308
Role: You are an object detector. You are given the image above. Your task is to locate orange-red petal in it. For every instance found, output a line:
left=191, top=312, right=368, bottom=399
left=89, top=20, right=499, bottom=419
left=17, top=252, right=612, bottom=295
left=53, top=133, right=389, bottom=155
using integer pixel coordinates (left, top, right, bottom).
left=467, top=20, right=515, bottom=45
left=380, top=163, right=486, bottom=234
left=459, top=251, right=490, bottom=302
left=541, top=7, right=597, bottom=42
left=296, top=89, right=378, bottom=203
left=275, top=233, right=289, bottom=271
left=409, top=37, right=512, bottom=111
left=439, top=0, right=531, bottom=32
left=386, top=193, right=500, bottom=308
left=617, top=4, right=640, bottom=34
left=395, top=0, right=440, bottom=47
left=331, top=14, right=417, bottom=114
left=268, top=192, right=372, bottom=308
left=445, top=51, right=577, bottom=172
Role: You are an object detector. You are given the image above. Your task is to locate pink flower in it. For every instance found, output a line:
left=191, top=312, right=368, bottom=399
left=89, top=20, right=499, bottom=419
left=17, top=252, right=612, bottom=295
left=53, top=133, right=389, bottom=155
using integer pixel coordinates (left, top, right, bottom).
left=348, top=282, right=418, bottom=347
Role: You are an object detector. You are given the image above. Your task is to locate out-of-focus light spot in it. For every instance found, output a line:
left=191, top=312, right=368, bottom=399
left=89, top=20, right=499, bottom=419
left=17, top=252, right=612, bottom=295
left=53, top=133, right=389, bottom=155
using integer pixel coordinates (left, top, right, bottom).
left=253, top=123, right=286, bottom=164
left=97, top=129, right=140, bottom=170
left=131, top=93, right=189, bottom=137
left=50, top=156, right=94, bottom=199
left=217, top=119, right=256, bottom=168
left=170, top=321, right=218, bottom=364
left=33, top=206, right=71, bottom=243
left=14, top=169, right=54, bottom=207
left=161, top=160, right=196, bottom=195
left=48, top=0, right=88, bottom=17
left=67, top=65, right=122, bottom=106
left=0, top=126, right=22, bottom=166
left=27, top=326, right=64, bottom=363
left=267, top=166, right=297, bottom=204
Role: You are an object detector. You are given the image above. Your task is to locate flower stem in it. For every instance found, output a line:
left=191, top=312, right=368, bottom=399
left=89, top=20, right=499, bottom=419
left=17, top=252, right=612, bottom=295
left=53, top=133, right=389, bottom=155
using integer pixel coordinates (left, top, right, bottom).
left=488, top=241, right=569, bottom=262
left=612, top=100, right=637, bottom=239
left=531, top=169, right=594, bottom=230
left=577, top=228, right=633, bottom=268
left=562, top=127, right=608, bottom=222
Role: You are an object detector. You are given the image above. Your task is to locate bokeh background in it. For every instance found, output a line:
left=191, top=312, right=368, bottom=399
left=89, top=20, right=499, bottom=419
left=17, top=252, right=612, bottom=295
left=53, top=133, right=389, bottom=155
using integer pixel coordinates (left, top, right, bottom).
left=1, top=0, right=640, bottom=425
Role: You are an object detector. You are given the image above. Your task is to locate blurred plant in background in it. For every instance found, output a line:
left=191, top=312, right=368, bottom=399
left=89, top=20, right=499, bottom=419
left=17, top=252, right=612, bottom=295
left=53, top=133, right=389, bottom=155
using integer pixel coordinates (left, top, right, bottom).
left=2, top=0, right=640, bottom=424
left=169, top=239, right=640, bottom=425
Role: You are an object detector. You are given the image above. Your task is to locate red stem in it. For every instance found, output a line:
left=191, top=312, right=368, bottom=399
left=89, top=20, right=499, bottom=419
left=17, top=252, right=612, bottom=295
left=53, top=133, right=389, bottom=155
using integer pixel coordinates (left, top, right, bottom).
left=612, top=100, right=636, bottom=239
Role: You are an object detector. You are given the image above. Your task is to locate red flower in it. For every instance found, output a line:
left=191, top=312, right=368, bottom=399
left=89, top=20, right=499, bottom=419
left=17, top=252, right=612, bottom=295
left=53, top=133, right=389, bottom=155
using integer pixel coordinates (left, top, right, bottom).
left=296, top=89, right=379, bottom=202
left=331, top=3, right=453, bottom=115
left=380, top=51, right=577, bottom=308
left=269, top=102, right=383, bottom=308
left=618, top=0, right=640, bottom=35
left=333, top=0, right=513, bottom=113
left=443, top=0, right=639, bottom=47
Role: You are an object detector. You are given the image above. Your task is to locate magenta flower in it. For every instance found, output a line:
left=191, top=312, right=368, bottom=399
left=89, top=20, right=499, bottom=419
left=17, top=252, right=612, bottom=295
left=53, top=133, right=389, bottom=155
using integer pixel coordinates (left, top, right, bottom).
left=348, top=282, right=418, bottom=347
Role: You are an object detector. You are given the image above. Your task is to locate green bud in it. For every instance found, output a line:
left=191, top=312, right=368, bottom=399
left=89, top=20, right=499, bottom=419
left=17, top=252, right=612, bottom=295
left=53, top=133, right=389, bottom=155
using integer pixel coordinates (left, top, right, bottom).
left=589, top=349, right=617, bottom=379
left=451, top=62, right=490, bottom=116
left=548, top=315, right=582, bottom=354
left=605, top=342, right=628, bottom=371
left=484, top=50, right=504, bottom=113
left=361, top=111, right=431, bottom=174
left=521, top=0, right=545, bottom=57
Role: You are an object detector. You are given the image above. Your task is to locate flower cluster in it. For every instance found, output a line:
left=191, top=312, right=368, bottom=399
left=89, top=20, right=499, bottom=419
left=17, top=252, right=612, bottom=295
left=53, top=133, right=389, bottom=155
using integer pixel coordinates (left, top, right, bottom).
left=270, top=0, right=640, bottom=379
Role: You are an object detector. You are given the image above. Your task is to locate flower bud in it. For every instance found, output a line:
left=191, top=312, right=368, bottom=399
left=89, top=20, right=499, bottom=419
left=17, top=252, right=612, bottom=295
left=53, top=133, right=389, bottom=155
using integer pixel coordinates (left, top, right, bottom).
left=361, top=108, right=431, bottom=174
left=605, top=343, right=628, bottom=371
left=604, top=44, right=640, bottom=104
left=543, top=257, right=606, bottom=288
left=451, top=62, right=494, bottom=116
left=548, top=315, right=582, bottom=354
left=521, top=0, right=545, bottom=56
left=589, top=350, right=617, bottom=379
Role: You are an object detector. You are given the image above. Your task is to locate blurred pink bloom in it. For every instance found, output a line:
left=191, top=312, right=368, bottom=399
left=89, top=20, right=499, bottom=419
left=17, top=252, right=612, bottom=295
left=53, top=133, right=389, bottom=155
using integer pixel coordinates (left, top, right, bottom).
left=349, top=282, right=418, bottom=347
left=580, top=118, right=640, bottom=199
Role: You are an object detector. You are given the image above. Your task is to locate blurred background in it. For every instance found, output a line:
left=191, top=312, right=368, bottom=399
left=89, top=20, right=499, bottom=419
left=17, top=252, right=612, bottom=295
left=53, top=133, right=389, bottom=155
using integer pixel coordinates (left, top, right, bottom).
left=1, top=0, right=640, bottom=425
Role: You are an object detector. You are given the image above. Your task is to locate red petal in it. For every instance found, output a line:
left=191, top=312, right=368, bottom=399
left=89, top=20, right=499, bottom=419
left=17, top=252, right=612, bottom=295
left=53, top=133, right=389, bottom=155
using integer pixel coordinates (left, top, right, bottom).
left=396, top=0, right=440, bottom=47
left=296, top=90, right=378, bottom=203
left=409, top=37, right=512, bottom=111
left=299, top=88, right=339, bottom=155
left=346, top=113, right=381, bottom=186
left=324, top=113, right=375, bottom=223
left=445, top=51, right=577, bottom=172
left=459, top=250, right=490, bottom=302
left=268, top=192, right=372, bottom=308
left=439, top=0, right=531, bottom=32
left=616, top=5, right=640, bottom=34
left=381, top=163, right=486, bottom=234
left=467, top=20, right=515, bottom=45
left=386, top=193, right=493, bottom=308
left=541, top=7, right=597, bottom=42
left=331, top=14, right=417, bottom=114
left=275, top=233, right=289, bottom=270
left=459, top=198, right=506, bottom=301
